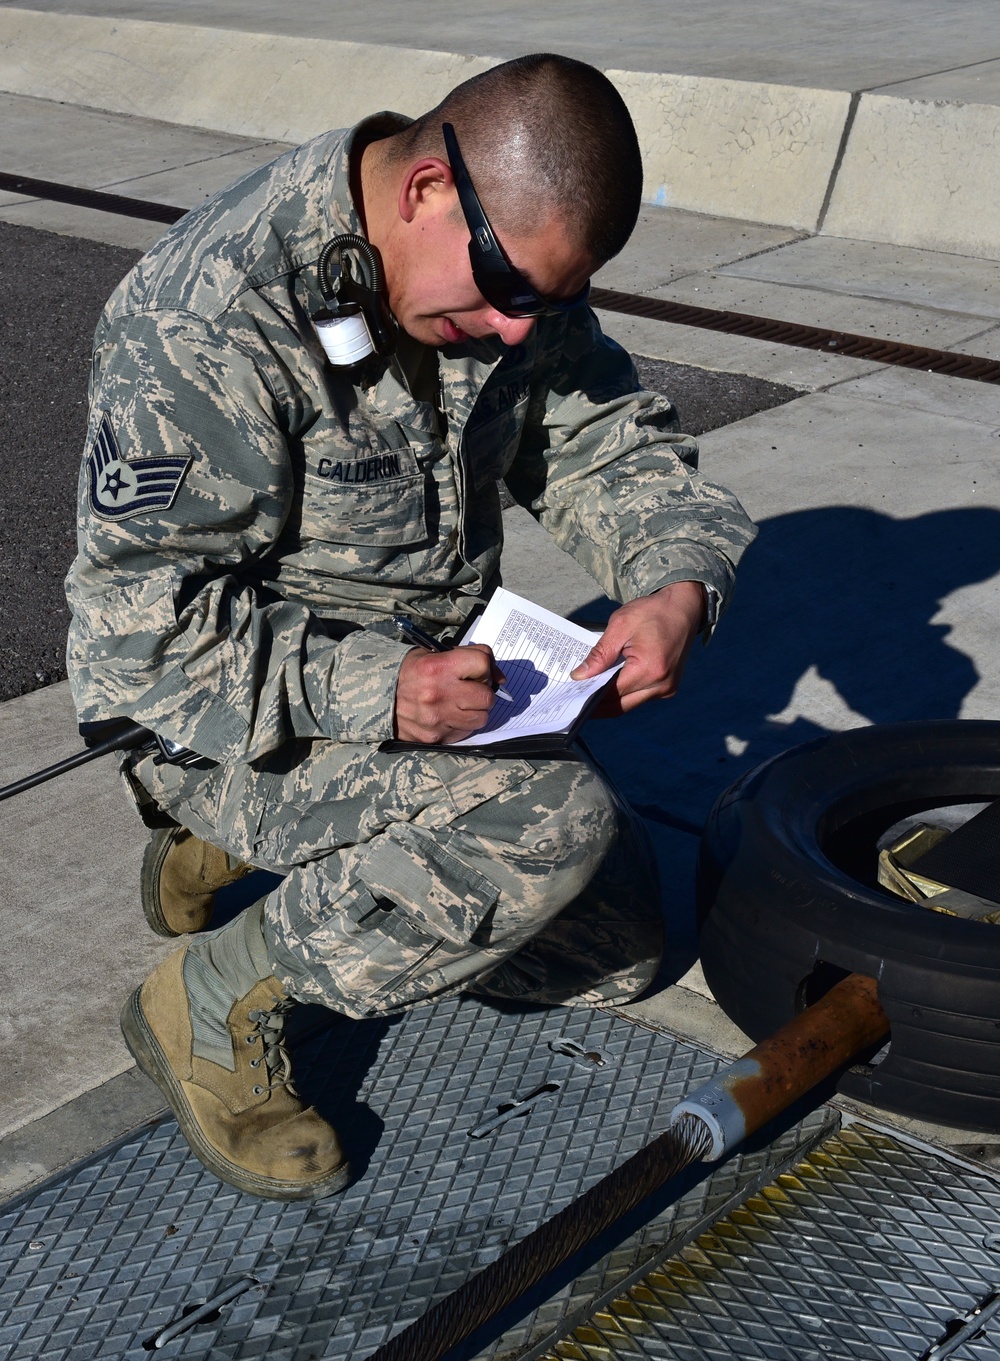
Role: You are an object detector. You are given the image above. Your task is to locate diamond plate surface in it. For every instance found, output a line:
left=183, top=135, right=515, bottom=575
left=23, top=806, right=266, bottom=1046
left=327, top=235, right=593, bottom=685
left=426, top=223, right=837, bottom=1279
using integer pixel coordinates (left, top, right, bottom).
left=0, top=995, right=834, bottom=1360
left=544, top=1123, right=1000, bottom=1361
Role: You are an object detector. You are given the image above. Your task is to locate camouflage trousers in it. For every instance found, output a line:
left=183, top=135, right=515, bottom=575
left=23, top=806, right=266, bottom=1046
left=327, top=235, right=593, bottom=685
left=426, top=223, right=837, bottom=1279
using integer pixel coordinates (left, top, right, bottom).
left=128, top=740, right=663, bottom=1020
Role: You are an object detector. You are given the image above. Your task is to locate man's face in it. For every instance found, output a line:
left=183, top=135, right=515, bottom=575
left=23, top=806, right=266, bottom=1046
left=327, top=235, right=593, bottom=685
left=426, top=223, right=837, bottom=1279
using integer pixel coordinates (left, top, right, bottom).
left=384, top=178, right=594, bottom=350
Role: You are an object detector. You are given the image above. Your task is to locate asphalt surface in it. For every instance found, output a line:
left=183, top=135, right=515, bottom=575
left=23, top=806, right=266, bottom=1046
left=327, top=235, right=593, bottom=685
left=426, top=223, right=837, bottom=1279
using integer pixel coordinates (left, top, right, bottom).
left=0, top=219, right=801, bottom=704
left=1, top=221, right=140, bottom=702
left=632, top=355, right=800, bottom=440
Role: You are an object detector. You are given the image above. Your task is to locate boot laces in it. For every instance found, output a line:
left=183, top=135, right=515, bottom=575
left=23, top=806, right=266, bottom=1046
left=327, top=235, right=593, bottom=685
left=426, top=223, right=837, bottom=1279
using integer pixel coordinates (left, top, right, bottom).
left=246, top=997, right=298, bottom=1098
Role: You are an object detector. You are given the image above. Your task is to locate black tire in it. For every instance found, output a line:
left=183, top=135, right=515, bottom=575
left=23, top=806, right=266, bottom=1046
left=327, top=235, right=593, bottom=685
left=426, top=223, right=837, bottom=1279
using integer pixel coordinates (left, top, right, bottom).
left=697, top=720, right=1000, bottom=1133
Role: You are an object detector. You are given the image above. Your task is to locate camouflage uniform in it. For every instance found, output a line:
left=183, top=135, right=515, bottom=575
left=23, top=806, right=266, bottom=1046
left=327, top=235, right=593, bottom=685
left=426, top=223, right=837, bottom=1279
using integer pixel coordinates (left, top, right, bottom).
left=65, top=114, right=757, bottom=1017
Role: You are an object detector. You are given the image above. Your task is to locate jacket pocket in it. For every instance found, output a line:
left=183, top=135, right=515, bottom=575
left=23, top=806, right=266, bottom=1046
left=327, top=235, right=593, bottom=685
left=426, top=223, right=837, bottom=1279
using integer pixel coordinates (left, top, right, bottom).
left=304, top=454, right=428, bottom=547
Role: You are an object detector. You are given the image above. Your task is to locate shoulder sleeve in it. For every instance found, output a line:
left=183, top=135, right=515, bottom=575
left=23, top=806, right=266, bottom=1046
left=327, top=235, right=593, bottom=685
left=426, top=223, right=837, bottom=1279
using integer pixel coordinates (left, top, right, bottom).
left=66, top=308, right=408, bottom=761
left=505, top=308, right=758, bottom=614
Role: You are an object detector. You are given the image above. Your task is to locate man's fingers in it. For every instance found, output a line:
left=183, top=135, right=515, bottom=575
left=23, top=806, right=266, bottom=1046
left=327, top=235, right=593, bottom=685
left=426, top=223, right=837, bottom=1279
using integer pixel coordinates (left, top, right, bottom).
left=616, top=679, right=678, bottom=712
left=584, top=631, right=690, bottom=716
left=458, top=642, right=500, bottom=682
left=413, top=645, right=494, bottom=692
left=454, top=677, right=497, bottom=716
left=588, top=672, right=677, bottom=720
left=570, top=633, right=622, bottom=680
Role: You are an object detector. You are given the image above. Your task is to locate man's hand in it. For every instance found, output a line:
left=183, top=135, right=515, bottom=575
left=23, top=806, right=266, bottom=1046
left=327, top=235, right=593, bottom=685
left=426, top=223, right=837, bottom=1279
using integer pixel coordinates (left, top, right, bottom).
left=394, top=644, right=503, bottom=744
left=570, top=581, right=706, bottom=717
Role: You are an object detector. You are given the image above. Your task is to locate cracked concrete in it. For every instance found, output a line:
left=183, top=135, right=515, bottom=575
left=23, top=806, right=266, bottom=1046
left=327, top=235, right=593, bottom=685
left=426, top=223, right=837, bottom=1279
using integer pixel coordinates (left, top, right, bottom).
left=825, top=94, right=1000, bottom=258
left=608, top=69, right=850, bottom=229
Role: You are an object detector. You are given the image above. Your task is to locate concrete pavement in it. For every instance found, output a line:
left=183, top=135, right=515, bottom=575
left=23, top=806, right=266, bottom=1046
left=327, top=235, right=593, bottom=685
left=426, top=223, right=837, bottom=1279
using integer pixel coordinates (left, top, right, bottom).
left=0, top=685, right=174, bottom=1150
left=3, top=9, right=1000, bottom=1201
left=0, top=91, right=288, bottom=249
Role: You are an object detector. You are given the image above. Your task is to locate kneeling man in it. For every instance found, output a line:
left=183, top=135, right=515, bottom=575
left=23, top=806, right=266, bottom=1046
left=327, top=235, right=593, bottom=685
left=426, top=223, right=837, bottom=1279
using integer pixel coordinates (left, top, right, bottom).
left=66, top=53, right=756, bottom=1199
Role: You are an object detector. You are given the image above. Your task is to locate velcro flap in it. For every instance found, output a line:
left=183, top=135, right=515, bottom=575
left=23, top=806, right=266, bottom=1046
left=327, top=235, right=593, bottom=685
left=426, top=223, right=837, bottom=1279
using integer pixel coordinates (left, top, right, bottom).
left=358, top=823, right=500, bottom=944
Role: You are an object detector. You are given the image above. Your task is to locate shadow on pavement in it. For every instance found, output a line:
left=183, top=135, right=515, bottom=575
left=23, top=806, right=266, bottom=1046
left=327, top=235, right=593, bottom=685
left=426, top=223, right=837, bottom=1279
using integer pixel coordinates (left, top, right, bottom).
left=290, top=1007, right=394, bottom=1181
left=581, top=504, right=1000, bottom=967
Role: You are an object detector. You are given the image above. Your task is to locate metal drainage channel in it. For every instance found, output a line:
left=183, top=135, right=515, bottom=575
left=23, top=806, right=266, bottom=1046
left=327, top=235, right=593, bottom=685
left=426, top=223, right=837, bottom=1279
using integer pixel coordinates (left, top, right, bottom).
left=3, top=170, right=1000, bottom=386
left=0, top=994, right=834, bottom=1361
left=544, top=1123, right=1000, bottom=1361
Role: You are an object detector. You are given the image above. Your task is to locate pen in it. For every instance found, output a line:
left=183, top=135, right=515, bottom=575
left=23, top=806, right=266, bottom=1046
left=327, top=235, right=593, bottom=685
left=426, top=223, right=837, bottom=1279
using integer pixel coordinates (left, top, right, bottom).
left=392, top=616, right=513, bottom=702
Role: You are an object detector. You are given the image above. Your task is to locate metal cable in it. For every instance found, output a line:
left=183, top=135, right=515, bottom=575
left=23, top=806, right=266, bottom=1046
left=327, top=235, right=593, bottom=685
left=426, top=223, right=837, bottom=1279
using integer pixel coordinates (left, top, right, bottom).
left=0, top=719, right=150, bottom=802
left=365, top=1112, right=713, bottom=1361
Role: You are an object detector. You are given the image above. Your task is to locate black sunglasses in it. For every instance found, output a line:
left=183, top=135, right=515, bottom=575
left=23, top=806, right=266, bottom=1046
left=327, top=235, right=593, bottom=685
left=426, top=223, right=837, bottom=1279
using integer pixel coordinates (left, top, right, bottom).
left=442, top=122, right=591, bottom=320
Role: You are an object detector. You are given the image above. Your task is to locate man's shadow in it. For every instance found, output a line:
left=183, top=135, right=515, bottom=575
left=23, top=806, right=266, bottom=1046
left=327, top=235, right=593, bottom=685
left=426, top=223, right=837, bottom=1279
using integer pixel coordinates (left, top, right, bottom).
left=577, top=505, right=1000, bottom=960
left=210, top=505, right=1000, bottom=1090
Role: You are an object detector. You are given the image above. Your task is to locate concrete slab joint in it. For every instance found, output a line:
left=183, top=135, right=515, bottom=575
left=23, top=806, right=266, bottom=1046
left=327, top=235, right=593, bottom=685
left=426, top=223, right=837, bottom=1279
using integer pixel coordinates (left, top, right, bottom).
left=825, top=92, right=1000, bottom=262
left=0, top=6, right=850, bottom=230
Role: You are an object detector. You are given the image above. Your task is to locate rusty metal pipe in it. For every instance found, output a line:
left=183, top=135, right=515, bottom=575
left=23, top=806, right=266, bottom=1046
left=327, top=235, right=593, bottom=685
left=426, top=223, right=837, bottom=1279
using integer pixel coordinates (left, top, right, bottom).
left=672, top=972, right=889, bottom=1159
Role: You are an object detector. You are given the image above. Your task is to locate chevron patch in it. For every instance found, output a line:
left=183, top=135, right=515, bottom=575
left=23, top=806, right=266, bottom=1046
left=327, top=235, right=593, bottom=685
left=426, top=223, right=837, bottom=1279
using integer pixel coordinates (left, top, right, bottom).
left=86, top=412, right=192, bottom=522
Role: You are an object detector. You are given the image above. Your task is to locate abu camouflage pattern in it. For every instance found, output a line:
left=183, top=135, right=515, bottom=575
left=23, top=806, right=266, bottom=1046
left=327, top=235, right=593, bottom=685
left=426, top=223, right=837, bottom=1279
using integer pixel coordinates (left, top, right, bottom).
left=65, top=112, right=755, bottom=1019
left=133, top=739, right=662, bottom=1017
left=65, top=112, right=756, bottom=767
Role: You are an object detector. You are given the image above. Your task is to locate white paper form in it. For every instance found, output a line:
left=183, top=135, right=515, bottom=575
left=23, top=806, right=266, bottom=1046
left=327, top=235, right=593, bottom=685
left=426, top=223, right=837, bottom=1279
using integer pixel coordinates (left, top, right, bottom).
left=451, top=588, right=622, bottom=748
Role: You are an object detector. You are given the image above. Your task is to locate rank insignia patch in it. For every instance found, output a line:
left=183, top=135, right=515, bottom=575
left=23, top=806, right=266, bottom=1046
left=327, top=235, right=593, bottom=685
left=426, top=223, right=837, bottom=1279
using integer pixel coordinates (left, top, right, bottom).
left=87, top=413, right=192, bottom=522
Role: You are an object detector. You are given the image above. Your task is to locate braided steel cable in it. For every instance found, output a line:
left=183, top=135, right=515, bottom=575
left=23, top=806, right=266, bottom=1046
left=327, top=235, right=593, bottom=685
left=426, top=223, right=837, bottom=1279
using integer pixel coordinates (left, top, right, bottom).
left=369, top=973, right=888, bottom=1361
left=365, top=1112, right=713, bottom=1361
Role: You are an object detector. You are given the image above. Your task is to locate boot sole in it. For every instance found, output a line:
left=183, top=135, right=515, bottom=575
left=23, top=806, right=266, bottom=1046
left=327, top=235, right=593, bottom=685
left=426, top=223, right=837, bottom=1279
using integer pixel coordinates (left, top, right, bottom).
left=140, top=827, right=252, bottom=939
left=120, top=986, right=352, bottom=1202
left=140, top=825, right=186, bottom=938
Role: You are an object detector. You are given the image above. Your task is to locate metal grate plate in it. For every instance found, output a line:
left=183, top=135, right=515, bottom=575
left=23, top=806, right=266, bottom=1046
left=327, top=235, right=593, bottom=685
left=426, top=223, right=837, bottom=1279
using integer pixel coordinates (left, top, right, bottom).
left=543, top=1123, right=1000, bottom=1361
left=0, top=996, right=832, bottom=1361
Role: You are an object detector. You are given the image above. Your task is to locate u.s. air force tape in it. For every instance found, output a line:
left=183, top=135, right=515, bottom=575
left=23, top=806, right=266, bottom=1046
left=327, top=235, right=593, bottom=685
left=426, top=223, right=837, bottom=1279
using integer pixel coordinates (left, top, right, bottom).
left=87, top=412, right=192, bottom=522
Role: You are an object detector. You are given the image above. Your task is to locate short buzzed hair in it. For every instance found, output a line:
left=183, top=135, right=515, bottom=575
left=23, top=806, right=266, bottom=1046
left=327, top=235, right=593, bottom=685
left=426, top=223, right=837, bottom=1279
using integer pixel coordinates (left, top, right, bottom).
left=389, top=54, right=643, bottom=265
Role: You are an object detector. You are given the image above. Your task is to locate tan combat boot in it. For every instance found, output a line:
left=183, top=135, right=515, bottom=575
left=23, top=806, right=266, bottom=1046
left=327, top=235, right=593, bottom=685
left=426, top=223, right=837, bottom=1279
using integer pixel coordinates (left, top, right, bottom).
left=121, top=902, right=350, bottom=1201
left=141, top=823, right=253, bottom=936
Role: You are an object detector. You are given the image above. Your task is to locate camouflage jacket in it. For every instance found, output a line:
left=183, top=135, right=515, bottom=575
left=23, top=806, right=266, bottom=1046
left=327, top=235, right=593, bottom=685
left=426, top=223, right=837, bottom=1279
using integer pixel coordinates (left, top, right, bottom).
left=66, top=115, right=756, bottom=764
